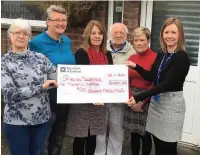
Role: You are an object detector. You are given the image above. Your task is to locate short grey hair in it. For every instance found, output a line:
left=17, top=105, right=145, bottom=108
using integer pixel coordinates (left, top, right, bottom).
left=7, top=18, right=31, bottom=36
left=46, top=5, right=67, bottom=19
left=109, top=23, right=129, bottom=34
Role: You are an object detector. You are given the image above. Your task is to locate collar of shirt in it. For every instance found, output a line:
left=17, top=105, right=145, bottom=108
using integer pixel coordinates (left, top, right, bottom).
left=8, top=48, right=30, bottom=58
left=109, top=40, right=126, bottom=53
left=43, top=30, right=64, bottom=43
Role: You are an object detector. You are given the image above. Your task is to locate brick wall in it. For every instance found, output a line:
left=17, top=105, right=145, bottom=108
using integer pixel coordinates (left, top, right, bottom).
left=67, top=1, right=108, bottom=52
left=123, top=1, right=141, bottom=44
left=1, top=1, right=141, bottom=54
left=1, top=28, right=8, bottom=54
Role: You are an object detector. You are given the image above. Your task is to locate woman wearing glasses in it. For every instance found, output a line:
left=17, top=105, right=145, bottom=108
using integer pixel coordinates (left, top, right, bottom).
left=1, top=18, right=57, bottom=155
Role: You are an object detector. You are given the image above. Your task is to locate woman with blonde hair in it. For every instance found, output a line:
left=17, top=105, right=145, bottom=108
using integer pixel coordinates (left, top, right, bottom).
left=66, top=20, right=113, bottom=155
left=126, top=17, right=190, bottom=155
left=1, top=18, right=57, bottom=155
left=123, top=27, right=157, bottom=155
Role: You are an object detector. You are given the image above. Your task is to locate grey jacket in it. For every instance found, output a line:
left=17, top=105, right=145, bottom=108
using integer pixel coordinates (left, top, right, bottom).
left=107, top=40, right=136, bottom=64
left=107, top=40, right=136, bottom=106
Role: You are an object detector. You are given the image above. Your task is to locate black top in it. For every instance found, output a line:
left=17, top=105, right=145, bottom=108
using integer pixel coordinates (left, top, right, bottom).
left=75, top=48, right=113, bottom=65
left=133, top=50, right=190, bottom=102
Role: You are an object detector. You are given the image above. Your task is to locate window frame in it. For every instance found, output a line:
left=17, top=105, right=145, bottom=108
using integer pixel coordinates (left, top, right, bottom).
left=140, top=1, right=153, bottom=47
left=107, top=1, right=114, bottom=39
left=107, top=1, right=124, bottom=39
left=1, top=18, right=46, bottom=28
left=1, top=1, right=46, bottom=28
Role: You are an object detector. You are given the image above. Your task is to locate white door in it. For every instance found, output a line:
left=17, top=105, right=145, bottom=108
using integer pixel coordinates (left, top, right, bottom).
left=183, top=56, right=200, bottom=145
left=141, top=1, right=200, bottom=145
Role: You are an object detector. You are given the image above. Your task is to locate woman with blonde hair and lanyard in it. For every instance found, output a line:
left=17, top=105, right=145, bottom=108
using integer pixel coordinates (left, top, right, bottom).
left=125, top=17, right=190, bottom=155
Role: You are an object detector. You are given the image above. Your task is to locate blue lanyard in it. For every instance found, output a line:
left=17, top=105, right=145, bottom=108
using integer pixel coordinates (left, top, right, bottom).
left=153, top=52, right=175, bottom=103
left=156, top=52, right=175, bottom=85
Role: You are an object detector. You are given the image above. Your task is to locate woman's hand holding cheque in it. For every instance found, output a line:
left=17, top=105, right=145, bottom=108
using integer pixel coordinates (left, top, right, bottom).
left=125, top=60, right=143, bottom=112
left=125, top=96, right=136, bottom=107
left=131, top=101, right=144, bottom=112
left=125, top=61, right=136, bottom=68
left=125, top=96, right=143, bottom=112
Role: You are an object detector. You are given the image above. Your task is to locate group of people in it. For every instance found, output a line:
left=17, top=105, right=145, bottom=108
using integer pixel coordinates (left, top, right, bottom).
left=1, top=4, right=190, bottom=155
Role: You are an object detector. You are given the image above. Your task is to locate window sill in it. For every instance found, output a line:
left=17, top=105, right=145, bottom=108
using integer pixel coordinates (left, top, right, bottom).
left=1, top=18, right=47, bottom=32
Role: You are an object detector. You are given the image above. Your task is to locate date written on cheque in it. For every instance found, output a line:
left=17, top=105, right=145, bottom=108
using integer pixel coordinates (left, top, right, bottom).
left=107, top=73, right=126, bottom=77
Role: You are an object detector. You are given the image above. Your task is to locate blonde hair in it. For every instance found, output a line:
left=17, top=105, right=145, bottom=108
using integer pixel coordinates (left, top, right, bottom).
left=132, top=27, right=151, bottom=40
left=81, top=20, right=107, bottom=53
left=46, top=5, right=67, bottom=19
left=160, top=17, right=185, bottom=52
left=7, top=18, right=31, bottom=36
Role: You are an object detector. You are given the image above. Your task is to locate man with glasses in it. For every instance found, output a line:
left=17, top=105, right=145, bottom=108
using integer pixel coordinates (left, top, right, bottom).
left=29, top=5, right=75, bottom=155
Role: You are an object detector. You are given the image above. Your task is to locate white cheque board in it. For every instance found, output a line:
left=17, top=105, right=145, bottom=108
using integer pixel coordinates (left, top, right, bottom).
left=57, top=65, right=129, bottom=103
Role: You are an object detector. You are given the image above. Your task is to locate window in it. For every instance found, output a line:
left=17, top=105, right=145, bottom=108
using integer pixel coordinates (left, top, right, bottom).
left=150, top=1, right=200, bottom=66
left=1, top=1, right=45, bottom=20
left=113, top=1, right=123, bottom=23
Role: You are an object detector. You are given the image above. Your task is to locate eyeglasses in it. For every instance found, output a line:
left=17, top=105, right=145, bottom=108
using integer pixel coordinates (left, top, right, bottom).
left=48, top=19, right=67, bottom=23
left=10, top=31, right=30, bottom=37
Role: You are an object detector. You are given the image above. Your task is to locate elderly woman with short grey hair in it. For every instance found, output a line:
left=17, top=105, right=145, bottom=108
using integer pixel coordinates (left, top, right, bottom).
left=1, top=18, right=57, bottom=155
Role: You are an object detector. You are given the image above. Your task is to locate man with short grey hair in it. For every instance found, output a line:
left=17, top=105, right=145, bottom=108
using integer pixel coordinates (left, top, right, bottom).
left=95, top=23, right=136, bottom=155
left=29, top=5, right=75, bottom=155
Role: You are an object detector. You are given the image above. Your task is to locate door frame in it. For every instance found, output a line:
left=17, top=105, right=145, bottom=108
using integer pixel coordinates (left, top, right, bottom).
left=107, top=1, right=114, bottom=39
left=140, top=1, right=200, bottom=146
left=195, top=40, right=200, bottom=146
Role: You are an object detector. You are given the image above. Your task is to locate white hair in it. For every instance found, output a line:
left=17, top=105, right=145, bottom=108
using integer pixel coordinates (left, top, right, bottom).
left=7, top=18, right=31, bottom=36
left=46, top=5, right=67, bottom=19
left=109, top=23, right=129, bottom=34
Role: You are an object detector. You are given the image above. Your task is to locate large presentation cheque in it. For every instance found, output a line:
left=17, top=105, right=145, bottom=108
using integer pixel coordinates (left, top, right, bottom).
left=57, top=65, right=129, bottom=103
